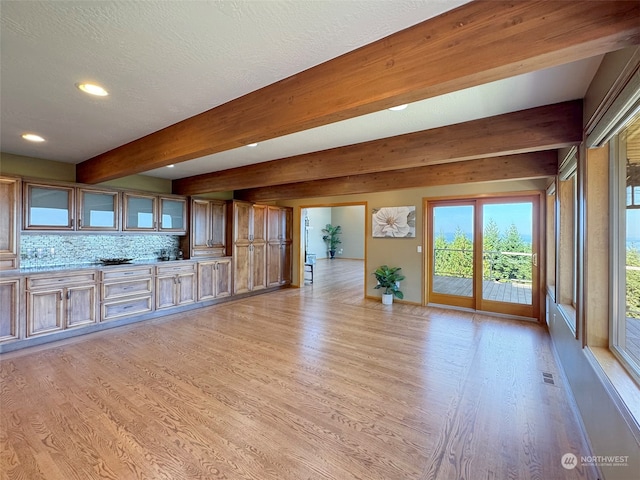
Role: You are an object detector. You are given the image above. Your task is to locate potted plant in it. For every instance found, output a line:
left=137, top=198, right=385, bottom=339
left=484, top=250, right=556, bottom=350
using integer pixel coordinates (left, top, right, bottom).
left=373, top=265, right=405, bottom=304
left=321, top=224, right=342, bottom=259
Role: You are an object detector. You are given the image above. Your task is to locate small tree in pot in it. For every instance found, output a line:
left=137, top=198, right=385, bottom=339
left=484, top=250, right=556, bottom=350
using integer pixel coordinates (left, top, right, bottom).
left=373, top=265, right=405, bottom=304
left=322, top=224, right=342, bottom=259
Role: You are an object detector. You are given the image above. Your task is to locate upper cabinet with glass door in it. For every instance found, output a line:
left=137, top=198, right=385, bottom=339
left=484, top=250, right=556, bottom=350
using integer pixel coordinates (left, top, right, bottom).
left=77, top=188, right=119, bottom=231
left=24, top=183, right=75, bottom=230
left=123, top=193, right=157, bottom=231
left=159, top=197, right=187, bottom=233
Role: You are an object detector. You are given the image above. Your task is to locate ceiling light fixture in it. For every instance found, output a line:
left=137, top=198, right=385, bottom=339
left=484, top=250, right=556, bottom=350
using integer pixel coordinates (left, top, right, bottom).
left=247, top=143, right=258, bottom=147
left=167, top=164, right=175, bottom=168
left=388, top=104, right=408, bottom=111
left=76, top=83, right=109, bottom=96
left=21, top=133, right=45, bottom=142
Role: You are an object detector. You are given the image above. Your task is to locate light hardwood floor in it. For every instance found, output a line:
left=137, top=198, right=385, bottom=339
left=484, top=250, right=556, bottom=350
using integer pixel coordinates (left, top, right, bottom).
left=1, top=259, right=598, bottom=479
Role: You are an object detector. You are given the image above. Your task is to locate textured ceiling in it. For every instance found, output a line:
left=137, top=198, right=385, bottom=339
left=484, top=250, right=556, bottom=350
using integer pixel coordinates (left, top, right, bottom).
left=0, top=0, right=603, bottom=181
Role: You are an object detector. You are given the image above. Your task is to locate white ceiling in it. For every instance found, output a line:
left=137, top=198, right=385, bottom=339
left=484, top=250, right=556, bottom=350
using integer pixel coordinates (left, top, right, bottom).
left=1, top=0, right=603, bottom=181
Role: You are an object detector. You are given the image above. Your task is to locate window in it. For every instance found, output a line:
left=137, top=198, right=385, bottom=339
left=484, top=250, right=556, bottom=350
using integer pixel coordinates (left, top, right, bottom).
left=612, top=111, right=640, bottom=380
left=557, top=148, right=578, bottom=331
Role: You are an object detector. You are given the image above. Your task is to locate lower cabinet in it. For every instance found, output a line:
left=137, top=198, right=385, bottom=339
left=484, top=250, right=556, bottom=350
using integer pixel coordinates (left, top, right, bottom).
left=156, top=263, right=197, bottom=310
left=197, top=258, right=232, bottom=301
left=26, top=271, right=97, bottom=337
left=0, top=277, right=21, bottom=342
left=101, top=265, right=154, bottom=321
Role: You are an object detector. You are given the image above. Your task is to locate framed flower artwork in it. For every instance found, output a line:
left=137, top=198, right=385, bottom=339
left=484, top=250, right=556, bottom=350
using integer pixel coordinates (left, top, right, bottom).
left=372, top=206, right=416, bottom=238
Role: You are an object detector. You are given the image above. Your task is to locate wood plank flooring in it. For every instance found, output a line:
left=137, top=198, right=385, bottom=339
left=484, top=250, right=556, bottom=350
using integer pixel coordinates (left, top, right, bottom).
left=1, top=259, right=598, bottom=479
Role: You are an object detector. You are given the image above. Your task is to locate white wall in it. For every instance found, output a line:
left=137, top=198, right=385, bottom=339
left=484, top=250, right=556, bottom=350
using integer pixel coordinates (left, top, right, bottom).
left=332, top=205, right=365, bottom=259
left=304, top=207, right=331, bottom=259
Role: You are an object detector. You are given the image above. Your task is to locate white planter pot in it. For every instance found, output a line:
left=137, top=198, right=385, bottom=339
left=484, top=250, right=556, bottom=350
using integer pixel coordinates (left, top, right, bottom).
left=382, top=293, right=393, bottom=305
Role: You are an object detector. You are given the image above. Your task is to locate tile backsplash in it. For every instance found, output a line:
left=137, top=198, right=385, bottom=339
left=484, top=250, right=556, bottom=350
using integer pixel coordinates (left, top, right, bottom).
left=21, top=234, right=180, bottom=268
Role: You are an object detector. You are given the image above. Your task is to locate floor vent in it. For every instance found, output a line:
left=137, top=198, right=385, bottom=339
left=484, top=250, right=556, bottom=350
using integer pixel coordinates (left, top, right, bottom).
left=542, top=372, right=555, bottom=385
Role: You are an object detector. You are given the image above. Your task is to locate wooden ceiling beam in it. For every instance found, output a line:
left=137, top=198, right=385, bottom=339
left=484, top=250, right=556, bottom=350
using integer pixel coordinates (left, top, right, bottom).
left=76, top=1, right=639, bottom=184
left=173, top=100, right=581, bottom=195
left=235, top=152, right=558, bottom=202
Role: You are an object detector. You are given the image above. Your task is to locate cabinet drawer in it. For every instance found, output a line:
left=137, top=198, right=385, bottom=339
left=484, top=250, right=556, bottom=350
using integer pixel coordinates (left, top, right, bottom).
left=156, top=263, right=196, bottom=275
left=102, top=278, right=153, bottom=300
left=101, top=266, right=154, bottom=280
left=102, top=296, right=153, bottom=321
left=27, top=272, right=96, bottom=289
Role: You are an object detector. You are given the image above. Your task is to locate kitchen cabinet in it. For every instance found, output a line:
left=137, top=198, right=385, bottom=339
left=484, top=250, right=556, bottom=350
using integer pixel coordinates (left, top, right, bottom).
left=77, top=188, right=119, bottom=231
left=184, top=198, right=227, bottom=258
left=156, top=263, right=196, bottom=309
left=123, top=192, right=157, bottom=231
left=0, top=277, right=21, bottom=342
left=24, top=182, right=74, bottom=230
left=123, top=193, right=187, bottom=233
left=231, top=201, right=266, bottom=294
left=197, top=257, right=232, bottom=301
left=101, top=265, right=154, bottom=321
left=159, top=197, right=187, bottom=232
left=267, top=206, right=293, bottom=287
left=26, top=271, right=97, bottom=337
left=0, top=176, right=20, bottom=270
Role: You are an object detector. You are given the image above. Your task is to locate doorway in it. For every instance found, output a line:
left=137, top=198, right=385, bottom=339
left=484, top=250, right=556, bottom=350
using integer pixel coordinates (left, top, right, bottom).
left=426, top=194, right=540, bottom=319
left=299, top=203, right=366, bottom=290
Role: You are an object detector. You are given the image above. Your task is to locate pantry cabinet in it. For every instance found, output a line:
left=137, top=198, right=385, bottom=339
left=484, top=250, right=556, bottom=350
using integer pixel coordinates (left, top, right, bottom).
left=231, top=201, right=267, bottom=294
left=266, top=206, right=293, bottom=287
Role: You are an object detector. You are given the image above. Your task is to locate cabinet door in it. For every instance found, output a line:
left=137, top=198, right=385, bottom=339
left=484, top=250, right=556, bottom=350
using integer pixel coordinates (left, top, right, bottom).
left=281, top=242, right=292, bottom=285
left=0, top=177, right=19, bottom=269
left=124, top=193, right=157, bottom=231
left=78, top=188, right=119, bottom=231
left=233, top=245, right=251, bottom=294
left=209, top=201, right=227, bottom=253
left=27, top=289, right=63, bottom=336
left=252, top=204, right=267, bottom=243
left=192, top=199, right=212, bottom=252
left=156, top=276, right=177, bottom=309
left=0, top=279, right=20, bottom=342
left=267, top=206, right=281, bottom=243
left=215, top=259, right=232, bottom=298
left=251, top=243, right=267, bottom=291
left=234, top=201, right=252, bottom=244
left=267, top=241, right=282, bottom=287
left=66, top=285, right=97, bottom=328
left=25, top=184, right=74, bottom=230
left=159, top=197, right=186, bottom=232
left=197, top=262, right=216, bottom=301
left=176, top=273, right=196, bottom=305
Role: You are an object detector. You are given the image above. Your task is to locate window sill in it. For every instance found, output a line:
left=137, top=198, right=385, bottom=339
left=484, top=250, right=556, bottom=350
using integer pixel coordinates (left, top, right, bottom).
left=588, top=346, right=640, bottom=443
left=558, top=303, right=577, bottom=336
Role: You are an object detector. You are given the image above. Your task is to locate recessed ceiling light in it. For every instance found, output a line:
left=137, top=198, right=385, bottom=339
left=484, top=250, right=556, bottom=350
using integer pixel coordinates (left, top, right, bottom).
left=388, top=104, right=408, bottom=111
left=167, top=164, right=175, bottom=168
left=247, top=143, right=258, bottom=147
left=22, top=133, right=45, bottom=142
left=76, top=83, right=109, bottom=96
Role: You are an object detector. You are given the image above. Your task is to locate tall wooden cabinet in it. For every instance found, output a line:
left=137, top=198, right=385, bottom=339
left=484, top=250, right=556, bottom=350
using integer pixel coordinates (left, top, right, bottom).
left=267, top=206, right=293, bottom=287
left=230, top=201, right=267, bottom=294
left=0, top=177, right=20, bottom=270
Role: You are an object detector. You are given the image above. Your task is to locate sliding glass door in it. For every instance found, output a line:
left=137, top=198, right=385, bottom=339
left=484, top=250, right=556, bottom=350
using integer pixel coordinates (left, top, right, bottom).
left=427, top=195, right=539, bottom=318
